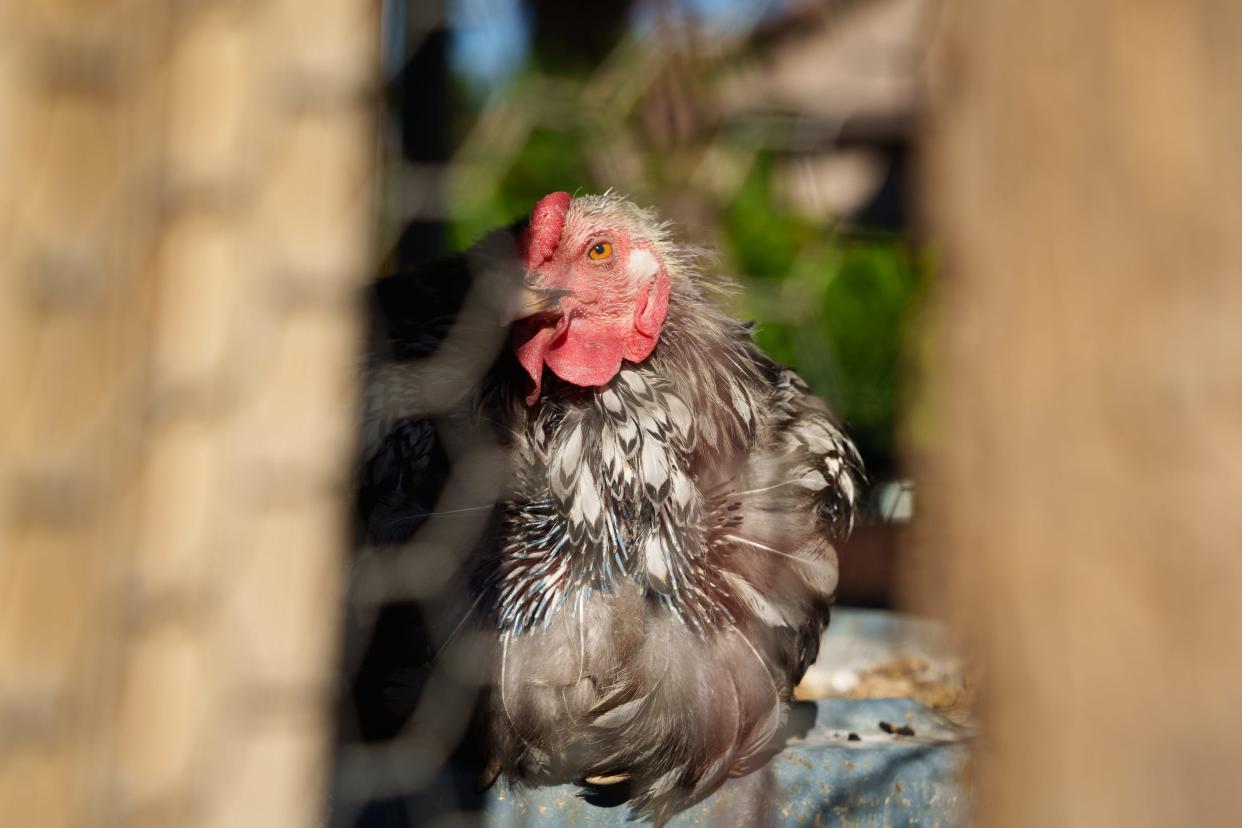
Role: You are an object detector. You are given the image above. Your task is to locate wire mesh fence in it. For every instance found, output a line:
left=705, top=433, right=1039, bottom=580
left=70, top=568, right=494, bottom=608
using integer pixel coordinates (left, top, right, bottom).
left=10, top=2, right=1242, bottom=827
left=3, top=2, right=943, bottom=826
left=331, top=2, right=936, bottom=826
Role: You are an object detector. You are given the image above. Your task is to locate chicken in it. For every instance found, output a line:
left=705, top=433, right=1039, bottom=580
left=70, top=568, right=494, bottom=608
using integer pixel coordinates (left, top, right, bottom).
left=355, top=191, right=863, bottom=822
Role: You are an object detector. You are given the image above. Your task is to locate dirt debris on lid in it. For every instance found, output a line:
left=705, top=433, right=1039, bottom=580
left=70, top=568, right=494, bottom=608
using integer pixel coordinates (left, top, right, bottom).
left=879, top=721, right=916, bottom=737
left=800, top=653, right=976, bottom=724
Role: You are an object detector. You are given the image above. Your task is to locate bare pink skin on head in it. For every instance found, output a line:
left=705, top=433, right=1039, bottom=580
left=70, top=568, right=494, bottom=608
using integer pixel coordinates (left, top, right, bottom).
left=514, top=192, right=671, bottom=405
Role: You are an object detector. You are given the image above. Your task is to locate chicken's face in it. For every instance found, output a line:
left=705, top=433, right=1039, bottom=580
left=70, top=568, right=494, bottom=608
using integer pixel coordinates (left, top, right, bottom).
left=511, top=192, right=671, bottom=404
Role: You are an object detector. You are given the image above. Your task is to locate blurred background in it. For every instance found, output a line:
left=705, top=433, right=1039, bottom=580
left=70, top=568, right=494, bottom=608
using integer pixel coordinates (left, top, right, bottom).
left=6, top=0, right=1242, bottom=826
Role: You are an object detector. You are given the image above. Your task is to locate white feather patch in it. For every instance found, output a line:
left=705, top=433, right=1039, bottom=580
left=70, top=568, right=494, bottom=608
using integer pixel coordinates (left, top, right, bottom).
left=620, top=370, right=647, bottom=395
left=600, top=387, right=623, bottom=414
left=616, top=415, right=639, bottom=447
left=795, top=549, right=839, bottom=596
left=805, top=422, right=837, bottom=444
left=576, top=468, right=602, bottom=525
left=729, top=381, right=751, bottom=423
left=627, top=247, right=659, bottom=282
left=643, top=531, right=670, bottom=589
left=838, top=472, right=856, bottom=505
left=592, top=695, right=646, bottom=729
left=664, top=393, right=693, bottom=442
left=637, top=409, right=661, bottom=437
left=602, top=429, right=624, bottom=476
left=796, top=470, right=829, bottom=491
left=640, top=436, right=670, bottom=495
left=671, top=468, right=694, bottom=510
left=556, top=421, right=584, bottom=493
left=722, top=571, right=789, bottom=627
left=801, top=431, right=836, bottom=454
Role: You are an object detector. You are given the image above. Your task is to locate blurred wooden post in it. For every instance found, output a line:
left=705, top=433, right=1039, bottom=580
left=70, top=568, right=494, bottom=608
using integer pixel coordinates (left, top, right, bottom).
left=924, top=1, right=1242, bottom=825
left=0, top=3, right=374, bottom=826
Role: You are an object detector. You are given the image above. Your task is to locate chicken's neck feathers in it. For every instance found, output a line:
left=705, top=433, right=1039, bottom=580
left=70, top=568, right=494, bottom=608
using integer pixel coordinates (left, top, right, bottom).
left=479, top=261, right=781, bottom=636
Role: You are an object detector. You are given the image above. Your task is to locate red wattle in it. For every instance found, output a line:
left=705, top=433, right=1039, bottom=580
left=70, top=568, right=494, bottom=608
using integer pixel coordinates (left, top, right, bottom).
left=544, top=317, right=627, bottom=390
left=513, top=315, right=632, bottom=405
left=513, top=320, right=560, bottom=405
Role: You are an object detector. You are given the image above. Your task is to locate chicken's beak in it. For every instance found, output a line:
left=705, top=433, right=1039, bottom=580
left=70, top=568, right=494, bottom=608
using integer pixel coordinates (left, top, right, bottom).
left=501, top=284, right=570, bottom=325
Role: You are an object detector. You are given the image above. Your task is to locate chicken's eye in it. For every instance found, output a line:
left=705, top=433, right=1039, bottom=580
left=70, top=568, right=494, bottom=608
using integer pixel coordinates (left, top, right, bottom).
left=588, top=242, right=612, bottom=261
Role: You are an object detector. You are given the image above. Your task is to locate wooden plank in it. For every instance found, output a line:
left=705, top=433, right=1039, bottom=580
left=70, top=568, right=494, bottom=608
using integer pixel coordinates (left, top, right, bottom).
left=0, top=3, right=375, bottom=825
left=923, top=1, right=1242, bottom=825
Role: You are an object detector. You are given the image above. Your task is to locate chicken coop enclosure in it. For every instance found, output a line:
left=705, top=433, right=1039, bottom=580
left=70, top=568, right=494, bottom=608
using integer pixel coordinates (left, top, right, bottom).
left=5, top=1, right=1242, bottom=827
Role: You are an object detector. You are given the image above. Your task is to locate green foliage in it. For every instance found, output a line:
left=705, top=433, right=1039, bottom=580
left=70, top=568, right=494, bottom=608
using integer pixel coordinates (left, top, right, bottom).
left=727, top=157, right=928, bottom=474
left=724, top=154, right=816, bottom=279
left=449, top=126, right=595, bottom=250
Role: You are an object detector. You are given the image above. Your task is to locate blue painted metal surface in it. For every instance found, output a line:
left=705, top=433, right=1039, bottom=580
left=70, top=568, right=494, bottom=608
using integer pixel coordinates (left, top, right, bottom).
left=484, top=610, right=971, bottom=826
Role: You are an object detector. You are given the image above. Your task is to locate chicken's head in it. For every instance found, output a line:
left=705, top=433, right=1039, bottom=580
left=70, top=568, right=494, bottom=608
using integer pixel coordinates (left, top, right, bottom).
left=510, top=192, right=672, bottom=405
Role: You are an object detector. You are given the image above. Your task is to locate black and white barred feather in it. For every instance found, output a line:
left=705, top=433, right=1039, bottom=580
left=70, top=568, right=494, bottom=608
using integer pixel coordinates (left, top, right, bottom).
left=355, top=193, right=863, bottom=823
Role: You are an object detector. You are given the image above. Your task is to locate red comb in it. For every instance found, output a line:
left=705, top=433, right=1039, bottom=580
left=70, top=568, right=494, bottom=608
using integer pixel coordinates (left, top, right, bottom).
left=524, top=191, right=571, bottom=270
